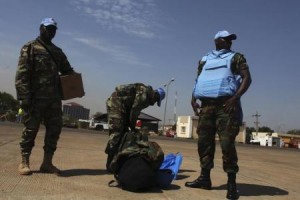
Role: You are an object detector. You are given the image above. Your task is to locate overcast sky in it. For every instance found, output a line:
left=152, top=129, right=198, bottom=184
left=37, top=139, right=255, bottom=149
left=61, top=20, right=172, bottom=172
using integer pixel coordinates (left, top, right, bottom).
left=0, top=0, right=299, bottom=132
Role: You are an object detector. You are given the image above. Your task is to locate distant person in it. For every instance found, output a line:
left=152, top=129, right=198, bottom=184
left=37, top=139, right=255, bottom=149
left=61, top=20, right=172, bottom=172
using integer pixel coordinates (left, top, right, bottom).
left=186, top=30, right=252, bottom=199
left=105, top=83, right=165, bottom=172
left=17, top=108, right=24, bottom=123
left=15, top=18, right=78, bottom=175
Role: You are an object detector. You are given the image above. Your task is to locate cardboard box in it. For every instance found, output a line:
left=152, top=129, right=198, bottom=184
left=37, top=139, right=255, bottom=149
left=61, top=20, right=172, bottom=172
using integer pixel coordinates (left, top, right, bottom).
left=60, top=73, right=85, bottom=100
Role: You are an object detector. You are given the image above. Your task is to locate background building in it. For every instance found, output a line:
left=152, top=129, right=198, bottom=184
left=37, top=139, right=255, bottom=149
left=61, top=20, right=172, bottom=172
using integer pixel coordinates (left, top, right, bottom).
left=137, top=112, right=161, bottom=133
left=176, top=115, right=247, bottom=143
left=63, top=102, right=90, bottom=120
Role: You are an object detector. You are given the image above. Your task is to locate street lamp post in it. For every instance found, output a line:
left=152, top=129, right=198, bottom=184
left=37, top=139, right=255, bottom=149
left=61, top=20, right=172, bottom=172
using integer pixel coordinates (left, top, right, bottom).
left=162, top=78, right=175, bottom=134
left=174, top=91, right=177, bottom=124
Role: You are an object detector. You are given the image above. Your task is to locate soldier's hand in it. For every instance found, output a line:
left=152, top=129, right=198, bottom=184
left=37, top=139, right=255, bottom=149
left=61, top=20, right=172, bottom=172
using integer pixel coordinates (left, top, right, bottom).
left=223, top=96, right=239, bottom=113
left=191, top=102, right=200, bottom=116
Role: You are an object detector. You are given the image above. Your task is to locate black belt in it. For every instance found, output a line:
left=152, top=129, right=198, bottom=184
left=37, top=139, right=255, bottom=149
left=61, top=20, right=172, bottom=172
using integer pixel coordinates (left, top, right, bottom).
left=200, top=96, right=232, bottom=105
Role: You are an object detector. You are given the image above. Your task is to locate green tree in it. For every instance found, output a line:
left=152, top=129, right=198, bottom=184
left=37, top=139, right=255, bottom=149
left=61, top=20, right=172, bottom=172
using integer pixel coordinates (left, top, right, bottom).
left=0, top=92, right=19, bottom=114
left=247, top=126, right=274, bottom=134
left=93, top=112, right=107, bottom=122
left=0, top=92, right=19, bottom=121
left=246, top=127, right=256, bottom=143
left=246, top=127, right=256, bottom=134
left=258, top=126, right=274, bottom=133
left=287, top=129, right=300, bottom=135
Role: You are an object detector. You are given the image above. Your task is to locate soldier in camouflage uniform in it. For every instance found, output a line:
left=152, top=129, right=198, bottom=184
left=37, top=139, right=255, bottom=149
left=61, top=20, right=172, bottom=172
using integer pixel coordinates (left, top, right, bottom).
left=105, top=83, right=165, bottom=172
left=185, top=31, right=252, bottom=200
left=15, top=18, right=76, bottom=176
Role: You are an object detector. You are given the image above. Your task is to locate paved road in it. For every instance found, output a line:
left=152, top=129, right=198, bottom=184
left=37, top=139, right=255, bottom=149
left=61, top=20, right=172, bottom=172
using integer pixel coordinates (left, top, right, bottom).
left=0, top=122, right=299, bottom=200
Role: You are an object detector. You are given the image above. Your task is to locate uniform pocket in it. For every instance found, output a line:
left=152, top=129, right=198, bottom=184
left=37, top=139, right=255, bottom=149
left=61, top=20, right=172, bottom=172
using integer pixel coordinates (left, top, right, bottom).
left=34, top=52, right=52, bottom=70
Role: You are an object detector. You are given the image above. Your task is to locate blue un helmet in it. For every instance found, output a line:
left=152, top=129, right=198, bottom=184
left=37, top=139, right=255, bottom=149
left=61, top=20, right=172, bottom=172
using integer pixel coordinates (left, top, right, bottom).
left=156, top=88, right=165, bottom=107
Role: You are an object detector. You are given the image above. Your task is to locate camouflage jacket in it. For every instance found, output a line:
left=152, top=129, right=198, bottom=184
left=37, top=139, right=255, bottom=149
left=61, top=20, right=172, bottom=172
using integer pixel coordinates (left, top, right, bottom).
left=15, top=37, right=74, bottom=100
left=110, top=131, right=164, bottom=174
left=107, top=83, right=154, bottom=129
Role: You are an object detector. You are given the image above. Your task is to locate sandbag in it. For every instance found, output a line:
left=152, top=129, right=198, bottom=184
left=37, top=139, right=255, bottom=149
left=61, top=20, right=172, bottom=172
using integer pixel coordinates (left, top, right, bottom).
left=109, top=131, right=164, bottom=192
left=117, top=156, right=157, bottom=192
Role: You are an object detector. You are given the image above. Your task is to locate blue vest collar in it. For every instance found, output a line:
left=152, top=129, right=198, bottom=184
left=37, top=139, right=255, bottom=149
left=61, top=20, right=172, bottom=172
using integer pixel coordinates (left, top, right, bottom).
left=207, top=49, right=235, bottom=59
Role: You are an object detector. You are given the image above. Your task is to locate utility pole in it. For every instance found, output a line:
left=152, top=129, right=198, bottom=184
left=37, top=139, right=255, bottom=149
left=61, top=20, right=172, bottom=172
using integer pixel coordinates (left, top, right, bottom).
left=173, top=91, right=177, bottom=125
left=162, top=78, right=175, bottom=134
left=252, top=111, right=261, bottom=134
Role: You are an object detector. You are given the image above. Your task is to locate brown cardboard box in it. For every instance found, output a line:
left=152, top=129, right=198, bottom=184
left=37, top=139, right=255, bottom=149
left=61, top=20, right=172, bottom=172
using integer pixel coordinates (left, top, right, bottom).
left=60, top=73, right=85, bottom=100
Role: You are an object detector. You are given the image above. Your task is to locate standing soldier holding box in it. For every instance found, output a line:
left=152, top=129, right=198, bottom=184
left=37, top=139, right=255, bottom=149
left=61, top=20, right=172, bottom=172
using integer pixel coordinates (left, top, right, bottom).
left=15, top=18, right=79, bottom=175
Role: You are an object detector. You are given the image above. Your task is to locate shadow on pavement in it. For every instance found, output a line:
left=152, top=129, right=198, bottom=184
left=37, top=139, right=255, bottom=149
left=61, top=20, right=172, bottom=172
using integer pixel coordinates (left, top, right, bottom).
left=175, top=169, right=196, bottom=180
left=145, top=184, right=181, bottom=193
left=162, top=184, right=181, bottom=191
left=108, top=184, right=181, bottom=194
left=214, top=183, right=289, bottom=197
left=176, top=174, right=190, bottom=180
left=179, top=169, right=197, bottom=173
left=59, top=169, right=108, bottom=177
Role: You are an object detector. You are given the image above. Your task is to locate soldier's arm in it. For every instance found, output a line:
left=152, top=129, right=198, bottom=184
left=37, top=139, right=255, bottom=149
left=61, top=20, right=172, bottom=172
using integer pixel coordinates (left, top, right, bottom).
left=129, top=88, right=148, bottom=131
left=57, top=48, right=74, bottom=75
left=129, top=109, right=140, bottom=131
left=15, top=44, right=32, bottom=100
left=223, top=53, right=252, bottom=113
left=191, top=60, right=204, bottom=115
left=232, top=53, right=252, bottom=98
left=235, top=64, right=252, bottom=98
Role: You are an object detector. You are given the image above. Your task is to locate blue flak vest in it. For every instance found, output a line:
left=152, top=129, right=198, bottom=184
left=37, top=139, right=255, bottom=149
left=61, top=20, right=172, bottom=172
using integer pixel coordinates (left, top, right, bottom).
left=193, top=50, right=241, bottom=99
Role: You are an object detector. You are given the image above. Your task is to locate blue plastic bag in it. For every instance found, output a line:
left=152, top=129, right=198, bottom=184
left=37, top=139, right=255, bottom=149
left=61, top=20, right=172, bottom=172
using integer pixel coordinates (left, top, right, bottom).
left=156, top=153, right=183, bottom=188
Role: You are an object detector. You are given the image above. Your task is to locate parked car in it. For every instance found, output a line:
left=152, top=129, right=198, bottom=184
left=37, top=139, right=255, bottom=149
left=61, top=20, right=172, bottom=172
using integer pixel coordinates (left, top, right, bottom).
left=166, top=129, right=176, bottom=138
left=78, top=118, right=108, bottom=131
left=63, top=122, right=78, bottom=129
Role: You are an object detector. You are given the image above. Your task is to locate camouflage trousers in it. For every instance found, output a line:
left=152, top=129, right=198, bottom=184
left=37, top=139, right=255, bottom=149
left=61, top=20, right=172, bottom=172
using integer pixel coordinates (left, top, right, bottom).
left=20, top=98, right=63, bottom=155
left=105, top=96, right=130, bottom=156
left=197, top=101, right=242, bottom=173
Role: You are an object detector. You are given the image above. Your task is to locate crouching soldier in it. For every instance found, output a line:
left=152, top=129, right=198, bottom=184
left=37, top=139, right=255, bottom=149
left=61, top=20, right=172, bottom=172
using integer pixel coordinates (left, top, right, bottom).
left=105, top=83, right=165, bottom=172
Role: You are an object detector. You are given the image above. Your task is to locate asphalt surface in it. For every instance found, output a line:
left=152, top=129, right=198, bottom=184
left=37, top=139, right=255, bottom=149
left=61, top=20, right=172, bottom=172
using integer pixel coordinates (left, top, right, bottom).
left=0, top=122, right=299, bottom=200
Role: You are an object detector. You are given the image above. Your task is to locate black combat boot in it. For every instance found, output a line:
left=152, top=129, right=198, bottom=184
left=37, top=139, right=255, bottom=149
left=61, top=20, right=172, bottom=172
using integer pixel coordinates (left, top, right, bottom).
left=40, top=153, right=61, bottom=176
left=226, top=173, right=239, bottom=200
left=185, top=168, right=212, bottom=189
